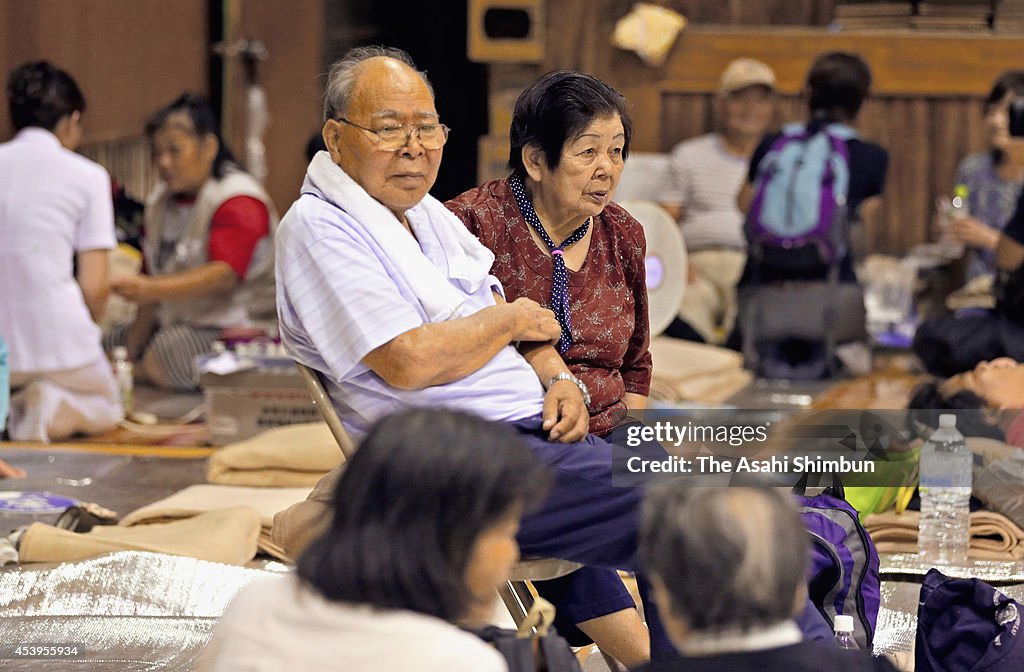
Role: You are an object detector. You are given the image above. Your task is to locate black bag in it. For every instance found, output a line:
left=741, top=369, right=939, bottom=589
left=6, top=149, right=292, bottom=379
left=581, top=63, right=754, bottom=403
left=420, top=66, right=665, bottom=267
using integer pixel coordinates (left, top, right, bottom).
left=739, top=280, right=866, bottom=379
left=467, top=597, right=581, bottom=672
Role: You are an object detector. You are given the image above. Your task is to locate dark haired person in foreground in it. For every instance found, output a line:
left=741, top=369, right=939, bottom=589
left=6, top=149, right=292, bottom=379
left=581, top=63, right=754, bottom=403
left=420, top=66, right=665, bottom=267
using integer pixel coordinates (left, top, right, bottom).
left=202, top=409, right=544, bottom=671
left=110, top=93, right=278, bottom=390
left=447, top=68, right=652, bottom=668
left=637, top=486, right=897, bottom=672
left=0, top=60, right=122, bottom=441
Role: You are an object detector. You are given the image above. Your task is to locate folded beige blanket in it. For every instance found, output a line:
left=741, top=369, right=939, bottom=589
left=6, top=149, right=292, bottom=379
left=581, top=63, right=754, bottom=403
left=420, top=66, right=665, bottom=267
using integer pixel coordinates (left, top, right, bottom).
left=18, top=507, right=261, bottom=566
left=121, top=484, right=313, bottom=529
left=207, top=422, right=344, bottom=487
left=648, top=337, right=752, bottom=404
left=865, top=510, right=1024, bottom=560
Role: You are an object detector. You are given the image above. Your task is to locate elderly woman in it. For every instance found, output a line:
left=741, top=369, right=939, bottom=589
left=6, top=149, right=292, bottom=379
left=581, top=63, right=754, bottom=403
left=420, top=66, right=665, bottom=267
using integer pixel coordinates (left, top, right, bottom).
left=110, top=93, right=277, bottom=390
left=448, top=70, right=650, bottom=439
left=203, top=409, right=545, bottom=670
left=447, top=70, right=652, bottom=669
left=638, top=487, right=897, bottom=672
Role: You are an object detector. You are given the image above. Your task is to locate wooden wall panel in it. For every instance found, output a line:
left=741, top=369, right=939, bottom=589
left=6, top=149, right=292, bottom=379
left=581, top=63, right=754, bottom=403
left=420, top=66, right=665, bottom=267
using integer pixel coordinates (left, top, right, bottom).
left=0, top=0, right=208, bottom=147
left=0, top=1, right=322, bottom=211
left=224, top=0, right=325, bottom=211
left=665, top=0, right=835, bottom=25
left=659, top=93, right=710, bottom=150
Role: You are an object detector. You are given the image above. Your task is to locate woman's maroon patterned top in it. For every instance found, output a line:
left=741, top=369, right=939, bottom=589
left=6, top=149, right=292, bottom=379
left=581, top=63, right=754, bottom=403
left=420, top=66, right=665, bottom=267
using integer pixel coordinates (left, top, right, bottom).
left=447, top=178, right=652, bottom=436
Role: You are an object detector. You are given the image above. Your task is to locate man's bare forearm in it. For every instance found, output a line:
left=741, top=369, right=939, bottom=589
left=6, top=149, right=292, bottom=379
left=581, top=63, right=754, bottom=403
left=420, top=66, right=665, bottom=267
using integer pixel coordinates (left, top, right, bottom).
left=363, top=298, right=560, bottom=390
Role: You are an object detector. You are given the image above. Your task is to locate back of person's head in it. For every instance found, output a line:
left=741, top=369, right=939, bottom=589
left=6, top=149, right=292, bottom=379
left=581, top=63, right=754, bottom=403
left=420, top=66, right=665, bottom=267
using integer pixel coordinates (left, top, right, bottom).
left=906, top=381, right=1005, bottom=440
left=806, top=51, right=872, bottom=123
left=641, top=486, right=808, bottom=635
left=145, top=92, right=236, bottom=178
left=322, top=45, right=432, bottom=122
left=7, top=60, right=85, bottom=132
left=986, top=70, right=1024, bottom=110
left=508, top=69, right=633, bottom=178
left=297, top=408, right=550, bottom=621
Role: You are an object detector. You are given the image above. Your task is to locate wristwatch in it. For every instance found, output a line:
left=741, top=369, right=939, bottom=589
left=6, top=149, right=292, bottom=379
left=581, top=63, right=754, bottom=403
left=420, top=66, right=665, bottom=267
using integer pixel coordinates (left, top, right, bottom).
left=548, top=372, right=591, bottom=406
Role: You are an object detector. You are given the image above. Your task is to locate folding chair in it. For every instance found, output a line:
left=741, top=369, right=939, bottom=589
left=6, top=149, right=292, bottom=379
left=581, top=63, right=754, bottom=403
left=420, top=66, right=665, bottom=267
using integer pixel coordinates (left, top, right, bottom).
left=295, top=362, right=357, bottom=460
left=294, top=361, right=581, bottom=629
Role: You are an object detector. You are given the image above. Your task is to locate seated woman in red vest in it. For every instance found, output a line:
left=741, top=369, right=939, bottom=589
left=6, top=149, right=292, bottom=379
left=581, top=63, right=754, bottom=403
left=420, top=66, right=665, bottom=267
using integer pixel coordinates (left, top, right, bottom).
left=110, top=94, right=277, bottom=390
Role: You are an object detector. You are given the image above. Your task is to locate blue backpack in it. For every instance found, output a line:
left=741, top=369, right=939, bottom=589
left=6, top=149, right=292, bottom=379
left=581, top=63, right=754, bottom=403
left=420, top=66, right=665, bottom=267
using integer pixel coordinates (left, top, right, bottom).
left=747, top=123, right=857, bottom=267
left=794, top=477, right=881, bottom=651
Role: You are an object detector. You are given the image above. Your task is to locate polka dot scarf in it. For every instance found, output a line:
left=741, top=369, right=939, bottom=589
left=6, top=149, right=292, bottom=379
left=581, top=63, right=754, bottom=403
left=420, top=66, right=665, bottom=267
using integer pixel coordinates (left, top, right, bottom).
left=509, top=174, right=590, bottom=354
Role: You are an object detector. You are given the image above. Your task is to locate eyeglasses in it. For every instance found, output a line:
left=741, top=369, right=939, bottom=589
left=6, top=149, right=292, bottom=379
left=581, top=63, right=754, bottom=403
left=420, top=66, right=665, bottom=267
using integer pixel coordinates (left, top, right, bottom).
left=338, top=117, right=450, bottom=151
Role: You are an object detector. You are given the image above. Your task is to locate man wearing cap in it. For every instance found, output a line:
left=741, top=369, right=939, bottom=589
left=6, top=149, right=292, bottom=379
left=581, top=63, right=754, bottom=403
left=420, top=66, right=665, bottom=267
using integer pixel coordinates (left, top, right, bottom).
left=659, top=58, right=777, bottom=346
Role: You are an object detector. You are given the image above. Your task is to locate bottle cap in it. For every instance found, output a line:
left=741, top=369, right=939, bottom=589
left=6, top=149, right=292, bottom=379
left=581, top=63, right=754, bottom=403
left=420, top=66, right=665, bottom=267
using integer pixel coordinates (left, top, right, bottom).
left=112, top=346, right=128, bottom=360
left=939, top=413, right=957, bottom=428
left=834, top=614, right=854, bottom=633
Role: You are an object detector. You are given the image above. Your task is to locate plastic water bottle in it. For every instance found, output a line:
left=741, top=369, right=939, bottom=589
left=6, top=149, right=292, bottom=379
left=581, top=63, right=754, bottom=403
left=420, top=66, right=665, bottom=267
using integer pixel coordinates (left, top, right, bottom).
left=918, top=414, right=971, bottom=564
left=833, top=614, right=859, bottom=651
left=112, top=346, right=134, bottom=416
left=950, top=184, right=970, bottom=219
left=940, top=184, right=969, bottom=258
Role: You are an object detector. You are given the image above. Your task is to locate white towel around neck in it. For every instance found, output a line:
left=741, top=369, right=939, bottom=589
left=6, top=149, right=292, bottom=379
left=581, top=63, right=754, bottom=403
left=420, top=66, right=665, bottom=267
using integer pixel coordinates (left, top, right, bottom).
left=303, top=151, right=495, bottom=322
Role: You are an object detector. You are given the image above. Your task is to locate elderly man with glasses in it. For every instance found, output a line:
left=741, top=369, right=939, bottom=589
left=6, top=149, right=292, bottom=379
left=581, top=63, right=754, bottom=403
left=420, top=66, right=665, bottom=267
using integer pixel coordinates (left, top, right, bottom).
left=275, top=45, right=676, bottom=665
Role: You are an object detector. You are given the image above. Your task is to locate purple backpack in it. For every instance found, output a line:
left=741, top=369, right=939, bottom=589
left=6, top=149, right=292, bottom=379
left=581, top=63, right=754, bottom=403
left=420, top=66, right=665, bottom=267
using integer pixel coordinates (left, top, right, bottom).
left=746, top=123, right=857, bottom=267
left=794, top=477, right=881, bottom=650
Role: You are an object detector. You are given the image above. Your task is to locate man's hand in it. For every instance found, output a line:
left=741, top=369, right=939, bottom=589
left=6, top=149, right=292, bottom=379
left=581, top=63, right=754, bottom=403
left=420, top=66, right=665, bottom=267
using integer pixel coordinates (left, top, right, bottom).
left=509, top=297, right=561, bottom=342
left=542, top=379, right=589, bottom=443
left=0, top=459, right=26, bottom=479
left=111, top=274, right=157, bottom=304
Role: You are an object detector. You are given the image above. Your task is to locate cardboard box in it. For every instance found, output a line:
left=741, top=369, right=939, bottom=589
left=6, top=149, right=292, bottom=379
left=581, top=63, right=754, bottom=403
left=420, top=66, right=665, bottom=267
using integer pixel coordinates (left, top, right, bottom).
left=201, top=363, right=320, bottom=446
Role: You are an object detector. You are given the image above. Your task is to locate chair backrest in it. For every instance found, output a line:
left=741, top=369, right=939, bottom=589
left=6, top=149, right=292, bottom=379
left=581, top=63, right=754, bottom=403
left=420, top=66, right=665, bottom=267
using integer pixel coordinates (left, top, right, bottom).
left=295, top=362, right=358, bottom=460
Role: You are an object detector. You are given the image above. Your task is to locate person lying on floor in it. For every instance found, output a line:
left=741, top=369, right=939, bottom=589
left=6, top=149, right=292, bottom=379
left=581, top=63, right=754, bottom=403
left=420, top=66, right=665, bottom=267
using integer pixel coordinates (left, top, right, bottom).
left=202, top=409, right=545, bottom=671
left=908, top=357, right=1024, bottom=447
left=637, top=486, right=897, bottom=672
left=275, top=45, right=676, bottom=663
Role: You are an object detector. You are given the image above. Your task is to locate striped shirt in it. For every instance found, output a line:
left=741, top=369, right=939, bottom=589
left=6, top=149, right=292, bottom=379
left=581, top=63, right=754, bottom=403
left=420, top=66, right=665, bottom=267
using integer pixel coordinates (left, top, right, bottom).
left=661, top=134, right=749, bottom=251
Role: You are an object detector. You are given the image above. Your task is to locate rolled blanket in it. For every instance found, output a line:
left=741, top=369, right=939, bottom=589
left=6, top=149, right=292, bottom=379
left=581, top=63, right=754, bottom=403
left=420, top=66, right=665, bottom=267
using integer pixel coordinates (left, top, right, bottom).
left=207, top=422, right=344, bottom=487
left=18, top=506, right=261, bottom=566
left=865, top=510, right=1024, bottom=560
left=648, top=337, right=751, bottom=403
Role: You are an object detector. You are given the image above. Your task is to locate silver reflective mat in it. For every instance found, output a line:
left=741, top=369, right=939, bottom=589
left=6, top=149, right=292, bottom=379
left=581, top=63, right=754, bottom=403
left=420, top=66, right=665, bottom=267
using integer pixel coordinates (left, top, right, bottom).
left=0, top=551, right=285, bottom=671
left=880, top=552, right=1024, bottom=584
left=874, top=580, right=1024, bottom=659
